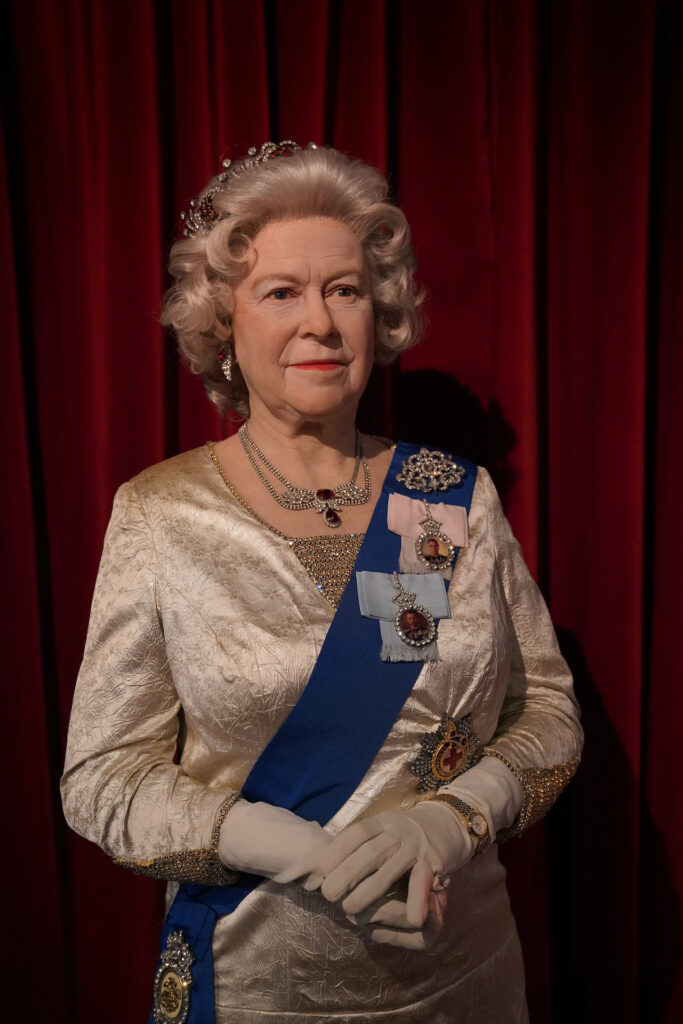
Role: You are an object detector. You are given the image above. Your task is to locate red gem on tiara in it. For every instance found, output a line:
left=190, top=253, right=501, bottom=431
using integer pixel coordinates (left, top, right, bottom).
left=179, top=142, right=317, bottom=237
left=198, top=194, right=219, bottom=224
left=270, top=142, right=298, bottom=159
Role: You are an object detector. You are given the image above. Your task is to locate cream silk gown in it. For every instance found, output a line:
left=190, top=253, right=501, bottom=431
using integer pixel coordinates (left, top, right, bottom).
left=62, top=445, right=582, bottom=1022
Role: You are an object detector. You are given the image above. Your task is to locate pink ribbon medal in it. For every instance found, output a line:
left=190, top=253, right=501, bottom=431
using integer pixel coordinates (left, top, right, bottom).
left=387, top=494, right=469, bottom=576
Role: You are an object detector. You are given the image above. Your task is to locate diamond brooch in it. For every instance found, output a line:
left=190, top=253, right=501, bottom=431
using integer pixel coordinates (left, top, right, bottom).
left=396, top=448, right=466, bottom=493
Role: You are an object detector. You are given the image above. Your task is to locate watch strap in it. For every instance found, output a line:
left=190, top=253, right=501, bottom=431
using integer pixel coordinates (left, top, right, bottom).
left=431, top=793, right=491, bottom=855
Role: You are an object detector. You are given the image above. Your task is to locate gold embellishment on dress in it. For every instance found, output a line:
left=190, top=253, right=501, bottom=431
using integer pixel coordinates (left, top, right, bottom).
left=288, top=533, right=364, bottom=609
left=112, top=848, right=238, bottom=885
left=153, top=930, right=194, bottom=1023
left=480, top=748, right=580, bottom=839
left=112, top=792, right=241, bottom=884
left=514, top=760, right=580, bottom=834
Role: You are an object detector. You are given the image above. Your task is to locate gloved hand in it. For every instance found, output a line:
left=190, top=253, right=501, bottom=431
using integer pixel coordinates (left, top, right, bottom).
left=346, top=868, right=449, bottom=950
left=319, top=801, right=476, bottom=922
left=218, top=799, right=331, bottom=889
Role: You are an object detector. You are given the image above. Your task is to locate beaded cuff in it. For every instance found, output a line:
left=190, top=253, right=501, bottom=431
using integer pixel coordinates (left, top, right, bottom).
left=479, top=748, right=580, bottom=841
left=112, top=791, right=242, bottom=885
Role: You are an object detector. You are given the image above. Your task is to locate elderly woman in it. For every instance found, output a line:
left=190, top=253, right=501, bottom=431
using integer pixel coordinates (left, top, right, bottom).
left=62, top=142, right=582, bottom=1024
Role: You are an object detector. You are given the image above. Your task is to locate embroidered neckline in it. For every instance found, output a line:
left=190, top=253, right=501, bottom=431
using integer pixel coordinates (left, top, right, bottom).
left=288, top=534, right=364, bottom=608
left=206, top=442, right=365, bottom=608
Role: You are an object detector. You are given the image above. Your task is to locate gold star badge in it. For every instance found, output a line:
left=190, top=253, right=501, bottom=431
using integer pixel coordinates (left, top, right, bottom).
left=409, top=713, right=480, bottom=792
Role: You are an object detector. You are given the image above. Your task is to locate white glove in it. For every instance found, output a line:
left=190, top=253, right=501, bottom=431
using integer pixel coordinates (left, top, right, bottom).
left=346, top=869, right=449, bottom=950
left=319, top=801, right=474, bottom=921
left=218, top=799, right=331, bottom=889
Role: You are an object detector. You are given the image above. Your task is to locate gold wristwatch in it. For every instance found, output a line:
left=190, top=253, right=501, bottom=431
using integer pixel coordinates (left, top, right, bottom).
left=432, top=793, right=491, bottom=855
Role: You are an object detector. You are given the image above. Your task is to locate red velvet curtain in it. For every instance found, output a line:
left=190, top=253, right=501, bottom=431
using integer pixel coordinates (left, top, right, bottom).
left=3, top=2, right=681, bottom=1021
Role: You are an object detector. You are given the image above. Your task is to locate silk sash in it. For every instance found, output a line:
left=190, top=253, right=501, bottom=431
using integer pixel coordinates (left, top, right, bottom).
left=149, top=442, right=477, bottom=1023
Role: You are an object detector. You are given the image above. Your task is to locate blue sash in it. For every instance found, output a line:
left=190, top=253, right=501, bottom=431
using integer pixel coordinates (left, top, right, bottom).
left=149, top=442, right=477, bottom=1023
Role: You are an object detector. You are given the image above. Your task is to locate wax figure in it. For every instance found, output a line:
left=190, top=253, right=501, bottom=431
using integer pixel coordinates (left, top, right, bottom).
left=62, top=142, right=583, bottom=1023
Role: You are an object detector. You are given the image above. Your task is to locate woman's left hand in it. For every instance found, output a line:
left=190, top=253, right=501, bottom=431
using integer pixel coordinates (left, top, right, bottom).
left=344, top=868, right=449, bottom=950
left=218, top=800, right=331, bottom=888
left=319, top=802, right=476, bottom=920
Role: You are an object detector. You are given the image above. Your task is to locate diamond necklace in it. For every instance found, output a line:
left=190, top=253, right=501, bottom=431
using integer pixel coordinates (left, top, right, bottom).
left=238, top=423, right=371, bottom=528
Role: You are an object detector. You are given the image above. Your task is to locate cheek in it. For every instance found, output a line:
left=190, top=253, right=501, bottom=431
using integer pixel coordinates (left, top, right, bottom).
left=360, top=316, right=376, bottom=363
left=234, top=326, right=292, bottom=388
left=233, top=309, right=278, bottom=352
left=345, top=306, right=374, bottom=353
left=363, top=305, right=376, bottom=348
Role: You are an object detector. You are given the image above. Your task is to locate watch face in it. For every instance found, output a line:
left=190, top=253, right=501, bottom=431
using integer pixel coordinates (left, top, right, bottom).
left=470, top=813, right=488, bottom=838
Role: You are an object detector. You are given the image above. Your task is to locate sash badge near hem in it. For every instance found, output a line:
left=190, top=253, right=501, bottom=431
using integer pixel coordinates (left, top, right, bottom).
left=153, top=931, right=194, bottom=1023
left=409, top=713, right=480, bottom=792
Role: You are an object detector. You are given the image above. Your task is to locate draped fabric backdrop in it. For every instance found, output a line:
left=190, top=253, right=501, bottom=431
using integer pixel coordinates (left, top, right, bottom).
left=2, top=1, right=681, bottom=1021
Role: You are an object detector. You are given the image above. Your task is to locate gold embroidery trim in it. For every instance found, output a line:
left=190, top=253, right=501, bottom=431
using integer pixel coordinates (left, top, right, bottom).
left=479, top=747, right=580, bottom=840
left=112, top=791, right=242, bottom=884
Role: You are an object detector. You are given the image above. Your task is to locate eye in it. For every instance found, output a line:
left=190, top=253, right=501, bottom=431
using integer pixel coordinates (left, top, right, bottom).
left=268, top=287, right=294, bottom=300
left=328, top=285, right=358, bottom=299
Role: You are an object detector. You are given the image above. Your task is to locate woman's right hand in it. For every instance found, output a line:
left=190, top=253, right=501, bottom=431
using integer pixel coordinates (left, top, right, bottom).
left=318, top=802, right=475, bottom=921
left=345, top=866, right=449, bottom=950
left=218, top=800, right=331, bottom=889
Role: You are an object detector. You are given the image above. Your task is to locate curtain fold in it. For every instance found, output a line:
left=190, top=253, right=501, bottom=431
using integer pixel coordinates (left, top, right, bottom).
left=642, top=1, right=683, bottom=1017
left=1, top=97, right=71, bottom=1022
left=2, top=1, right=680, bottom=1020
left=545, top=2, right=654, bottom=1018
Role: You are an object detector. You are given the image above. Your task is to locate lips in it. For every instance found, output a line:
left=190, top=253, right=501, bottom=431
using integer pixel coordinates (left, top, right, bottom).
left=289, top=360, right=347, bottom=370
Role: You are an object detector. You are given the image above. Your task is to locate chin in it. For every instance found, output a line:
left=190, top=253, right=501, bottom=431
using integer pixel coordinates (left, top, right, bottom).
left=291, top=401, right=354, bottom=420
left=285, top=381, right=365, bottom=418
left=287, top=392, right=359, bottom=420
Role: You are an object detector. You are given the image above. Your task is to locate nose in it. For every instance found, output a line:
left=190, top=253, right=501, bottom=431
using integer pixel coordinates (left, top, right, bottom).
left=300, top=289, right=338, bottom=340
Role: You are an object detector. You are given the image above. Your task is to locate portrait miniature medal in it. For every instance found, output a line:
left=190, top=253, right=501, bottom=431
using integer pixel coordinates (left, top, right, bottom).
left=415, top=499, right=456, bottom=571
left=391, top=571, right=437, bottom=648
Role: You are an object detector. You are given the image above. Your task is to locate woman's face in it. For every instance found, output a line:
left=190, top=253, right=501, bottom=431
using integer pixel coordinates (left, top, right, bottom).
left=230, top=217, right=375, bottom=426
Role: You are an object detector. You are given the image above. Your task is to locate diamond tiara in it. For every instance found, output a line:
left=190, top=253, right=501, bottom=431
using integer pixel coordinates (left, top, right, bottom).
left=179, top=140, right=318, bottom=237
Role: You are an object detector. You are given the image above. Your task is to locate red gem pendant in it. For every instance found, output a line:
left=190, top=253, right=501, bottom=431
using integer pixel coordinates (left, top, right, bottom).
left=324, top=509, right=341, bottom=527
left=316, top=488, right=335, bottom=500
